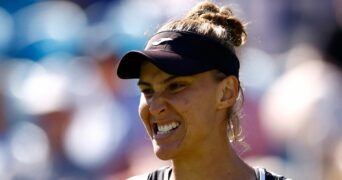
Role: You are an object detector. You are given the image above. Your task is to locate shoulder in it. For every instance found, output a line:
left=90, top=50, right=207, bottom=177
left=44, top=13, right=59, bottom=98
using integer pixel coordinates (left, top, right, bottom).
left=127, top=166, right=171, bottom=180
left=255, top=167, right=291, bottom=180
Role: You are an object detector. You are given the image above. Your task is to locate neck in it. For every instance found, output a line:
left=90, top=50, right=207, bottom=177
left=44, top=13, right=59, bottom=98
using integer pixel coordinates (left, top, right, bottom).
left=170, top=142, right=255, bottom=180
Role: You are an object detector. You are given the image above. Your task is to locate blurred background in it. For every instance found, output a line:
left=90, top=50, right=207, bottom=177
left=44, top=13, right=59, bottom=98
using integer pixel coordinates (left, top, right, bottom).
left=0, top=0, right=341, bottom=179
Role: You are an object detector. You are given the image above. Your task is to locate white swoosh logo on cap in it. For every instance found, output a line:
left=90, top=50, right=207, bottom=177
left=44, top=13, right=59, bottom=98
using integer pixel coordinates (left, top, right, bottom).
left=152, top=38, right=173, bottom=46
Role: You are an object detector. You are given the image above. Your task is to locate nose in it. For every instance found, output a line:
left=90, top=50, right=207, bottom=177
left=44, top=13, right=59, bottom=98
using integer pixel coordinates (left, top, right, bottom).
left=148, top=93, right=166, bottom=115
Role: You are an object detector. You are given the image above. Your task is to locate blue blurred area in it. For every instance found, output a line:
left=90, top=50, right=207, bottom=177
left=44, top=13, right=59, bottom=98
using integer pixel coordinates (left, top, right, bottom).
left=0, top=0, right=38, bottom=13
left=0, top=0, right=341, bottom=179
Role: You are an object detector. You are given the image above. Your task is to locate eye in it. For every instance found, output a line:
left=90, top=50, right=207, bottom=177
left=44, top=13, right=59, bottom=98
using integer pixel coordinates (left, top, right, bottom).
left=168, top=82, right=187, bottom=93
left=140, top=88, right=154, bottom=98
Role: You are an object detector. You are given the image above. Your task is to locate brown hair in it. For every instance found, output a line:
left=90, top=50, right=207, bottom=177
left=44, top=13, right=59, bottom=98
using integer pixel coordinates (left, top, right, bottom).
left=158, top=1, right=247, bottom=143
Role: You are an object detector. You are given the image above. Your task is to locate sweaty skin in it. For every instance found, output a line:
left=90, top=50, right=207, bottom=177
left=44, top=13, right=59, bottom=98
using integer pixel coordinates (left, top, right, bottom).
left=138, top=62, right=225, bottom=159
left=137, top=62, right=255, bottom=180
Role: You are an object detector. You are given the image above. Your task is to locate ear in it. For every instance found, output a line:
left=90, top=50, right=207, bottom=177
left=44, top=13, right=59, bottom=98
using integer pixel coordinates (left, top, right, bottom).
left=216, top=76, right=239, bottom=110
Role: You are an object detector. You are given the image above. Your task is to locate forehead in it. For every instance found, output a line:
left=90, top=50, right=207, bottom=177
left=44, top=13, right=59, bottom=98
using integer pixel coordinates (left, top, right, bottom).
left=138, top=61, right=217, bottom=86
left=139, top=62, right=185, bottom=88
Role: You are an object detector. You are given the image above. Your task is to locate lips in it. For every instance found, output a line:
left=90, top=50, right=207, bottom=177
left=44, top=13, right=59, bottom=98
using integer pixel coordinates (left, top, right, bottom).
left=152, top=121, right=180, bottom=138
left=156, top=122, right=180, bottom=134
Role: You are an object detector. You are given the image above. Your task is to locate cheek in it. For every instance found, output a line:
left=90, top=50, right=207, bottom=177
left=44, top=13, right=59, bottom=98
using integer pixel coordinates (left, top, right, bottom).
left=168, top=94, right=191, bottom=115
left=138, top=96, right=151, bottom=128
left=176, top=90, right=216, bottom=121
left=170, top=96, right=203, bottom=126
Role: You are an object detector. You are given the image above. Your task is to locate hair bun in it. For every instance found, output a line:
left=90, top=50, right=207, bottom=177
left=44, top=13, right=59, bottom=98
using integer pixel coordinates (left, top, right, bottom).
left=186, top=1, right=246, bottom=46
left=186, top=1, right=220, bottom=18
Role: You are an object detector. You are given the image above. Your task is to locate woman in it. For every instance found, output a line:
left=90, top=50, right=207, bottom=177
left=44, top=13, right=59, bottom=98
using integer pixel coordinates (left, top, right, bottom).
left=117, top=1, right=288, bottom=180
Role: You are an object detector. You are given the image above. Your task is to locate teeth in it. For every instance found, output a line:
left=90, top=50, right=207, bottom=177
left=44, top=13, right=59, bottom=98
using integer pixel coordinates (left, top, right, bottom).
left=157, top=122, right=179, bottom=134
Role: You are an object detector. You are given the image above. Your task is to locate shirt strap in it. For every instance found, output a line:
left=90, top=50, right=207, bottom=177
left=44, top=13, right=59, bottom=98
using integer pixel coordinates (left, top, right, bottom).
left=255, top=167, right=266, bottom=180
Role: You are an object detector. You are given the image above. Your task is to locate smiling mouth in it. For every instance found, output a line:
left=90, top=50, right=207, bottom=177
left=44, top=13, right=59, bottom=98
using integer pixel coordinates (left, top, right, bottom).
left=153, top=122, right=180, bottom=135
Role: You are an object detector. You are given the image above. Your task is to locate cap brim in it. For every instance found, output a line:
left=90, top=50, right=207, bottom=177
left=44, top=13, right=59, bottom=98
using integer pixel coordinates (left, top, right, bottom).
left=116, top=50, right=212, bottom=79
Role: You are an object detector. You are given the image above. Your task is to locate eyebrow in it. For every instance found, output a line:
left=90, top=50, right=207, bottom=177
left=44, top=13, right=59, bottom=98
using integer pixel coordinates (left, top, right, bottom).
left=137, top=75, right=180, bottom=86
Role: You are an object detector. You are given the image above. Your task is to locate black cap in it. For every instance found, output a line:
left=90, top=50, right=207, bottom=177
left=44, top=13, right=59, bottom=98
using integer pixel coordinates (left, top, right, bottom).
left=116, top=30, right=240, bottom=79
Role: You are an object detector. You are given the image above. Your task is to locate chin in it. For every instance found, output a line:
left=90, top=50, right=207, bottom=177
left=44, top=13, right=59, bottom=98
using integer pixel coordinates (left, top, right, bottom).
left=153, top=144, right=179, bottom=161
left=156, top=153, right=172, bottom=161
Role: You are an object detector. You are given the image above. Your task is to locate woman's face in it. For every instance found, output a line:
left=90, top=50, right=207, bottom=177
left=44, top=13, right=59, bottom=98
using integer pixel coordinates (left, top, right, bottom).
left=138, top=62, right=232, bottom=160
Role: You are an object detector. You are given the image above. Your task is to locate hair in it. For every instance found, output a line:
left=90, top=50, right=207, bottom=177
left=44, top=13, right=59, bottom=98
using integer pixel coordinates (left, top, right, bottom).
left=158, top=1, right=247, bottom=144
